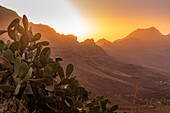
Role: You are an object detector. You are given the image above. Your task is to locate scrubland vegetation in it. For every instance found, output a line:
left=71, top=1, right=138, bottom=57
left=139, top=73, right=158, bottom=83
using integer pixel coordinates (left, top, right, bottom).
left=0, top=15, right=118, bottom=113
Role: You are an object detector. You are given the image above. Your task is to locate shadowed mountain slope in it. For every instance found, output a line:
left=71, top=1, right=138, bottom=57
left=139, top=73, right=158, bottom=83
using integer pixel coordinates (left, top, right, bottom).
left=0, top=6, right=170, bottom=101
left=98, top=27, right=170, bottom=71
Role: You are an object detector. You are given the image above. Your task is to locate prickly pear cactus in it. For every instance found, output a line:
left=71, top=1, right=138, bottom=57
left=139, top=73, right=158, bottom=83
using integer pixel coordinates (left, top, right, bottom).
left=0, top=15, right=118, bottom=113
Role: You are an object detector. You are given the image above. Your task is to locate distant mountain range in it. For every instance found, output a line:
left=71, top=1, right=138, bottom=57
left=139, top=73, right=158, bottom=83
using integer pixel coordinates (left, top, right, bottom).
left=96, top=27, right=170, bottom=71
left=0, top=5, right=170, bottom=102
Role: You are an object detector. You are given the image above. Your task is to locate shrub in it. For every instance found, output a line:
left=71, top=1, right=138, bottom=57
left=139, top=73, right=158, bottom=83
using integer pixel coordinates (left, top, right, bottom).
left=0, top=15, right=118, bottom=113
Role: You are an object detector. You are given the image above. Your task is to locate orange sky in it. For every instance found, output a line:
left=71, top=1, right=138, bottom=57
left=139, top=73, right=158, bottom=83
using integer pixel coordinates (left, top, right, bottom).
left=71, top=0, right=170, bottom=42
left=1, top=0, right=170, bottom=42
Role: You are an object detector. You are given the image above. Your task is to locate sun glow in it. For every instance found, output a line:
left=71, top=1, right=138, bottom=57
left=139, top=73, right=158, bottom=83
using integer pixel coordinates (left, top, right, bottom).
left=1, top=0, right=170, bottom=42
left=0, top=0, right=89, bottom=41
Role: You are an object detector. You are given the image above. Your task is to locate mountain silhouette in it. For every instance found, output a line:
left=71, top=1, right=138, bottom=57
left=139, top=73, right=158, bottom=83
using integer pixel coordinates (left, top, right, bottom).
left=96, top=38, right=112, bottom=46
left=98, top=27, right=170, bottom=71
left=126, top=27, right=162, bottom=40
left=0, top=5, right=170, bottom=102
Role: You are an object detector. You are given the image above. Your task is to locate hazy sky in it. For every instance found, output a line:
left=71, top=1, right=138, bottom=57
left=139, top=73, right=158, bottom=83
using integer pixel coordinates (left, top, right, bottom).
left=0, top=0, right=88, bottom=41
left=71, top=0, right=170, bottom=41
left=1, top=0, right=170, bottom=41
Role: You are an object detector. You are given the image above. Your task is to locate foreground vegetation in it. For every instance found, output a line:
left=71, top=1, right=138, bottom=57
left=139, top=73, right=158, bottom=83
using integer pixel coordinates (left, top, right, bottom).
left=0, top=15, right=118, bottom=112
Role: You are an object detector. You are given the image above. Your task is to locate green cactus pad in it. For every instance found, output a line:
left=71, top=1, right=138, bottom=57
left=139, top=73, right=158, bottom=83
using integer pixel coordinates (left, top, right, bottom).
left=56, top=66, right=65, bottom=80
left=14, top=57, right=21, bottom=76
left=66, top=64, right=74, bottom=78
left=8, top=18, right=19, bottom=30
left=44, top=63, right=54, bottom=76
left=21, top=67, right=33, bottom=82
left=8, top=29, right=16, bottom=41
left=32, top=33, right=41, bottom=42
left=23, top=15, right=28, bottom=31
left=9, top=41, right=21, bottom=53
left=37, top=41, right=49, bottom=46
left=40, top=55, right=48, bottom=66
left=4, top=49, right=14, bottom=63
left=18, top=62, right=29, bottom=79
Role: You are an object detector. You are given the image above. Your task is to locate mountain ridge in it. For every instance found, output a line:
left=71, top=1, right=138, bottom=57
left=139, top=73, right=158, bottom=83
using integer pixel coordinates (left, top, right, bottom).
left=96, top=38, right=112, bottom=46
left=97, top=27, right=170, bottom=71
left=0, top=5, right=170, bottom=102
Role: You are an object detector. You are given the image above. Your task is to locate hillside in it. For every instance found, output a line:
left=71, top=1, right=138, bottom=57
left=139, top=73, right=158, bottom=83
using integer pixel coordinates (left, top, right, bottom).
left=0, top=5, right=170, bottom=103
left=98, top=27, right=170, bottom=71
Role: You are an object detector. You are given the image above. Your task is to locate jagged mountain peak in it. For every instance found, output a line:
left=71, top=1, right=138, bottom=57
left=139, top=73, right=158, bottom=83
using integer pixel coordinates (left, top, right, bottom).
left=96, top=38, right=112, bottom=46
left=81, top=38, right=95, bottom=45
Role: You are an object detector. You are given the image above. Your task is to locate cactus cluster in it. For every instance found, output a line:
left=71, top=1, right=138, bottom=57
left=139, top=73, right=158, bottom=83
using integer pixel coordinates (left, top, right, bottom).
left=0, top=15, right=118, bottom=112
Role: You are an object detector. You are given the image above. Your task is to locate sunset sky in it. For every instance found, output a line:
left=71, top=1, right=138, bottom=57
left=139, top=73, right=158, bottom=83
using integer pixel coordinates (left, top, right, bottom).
left=0, top=0, right=170, bottom=42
